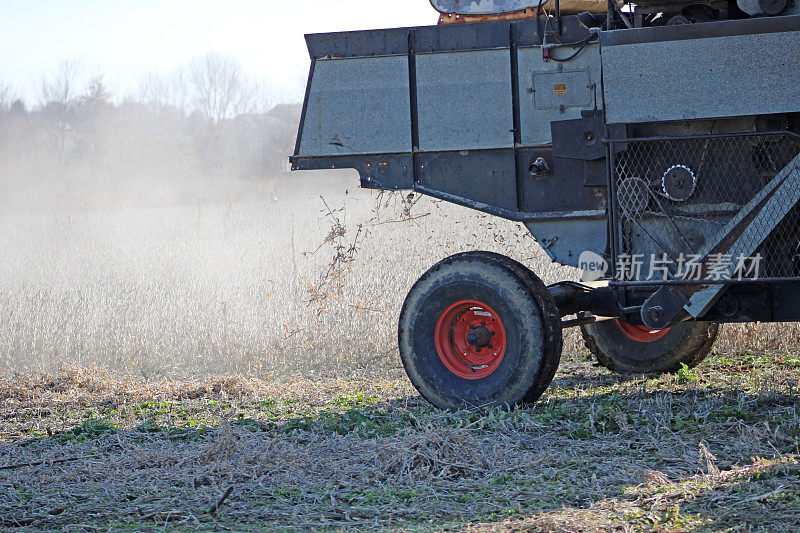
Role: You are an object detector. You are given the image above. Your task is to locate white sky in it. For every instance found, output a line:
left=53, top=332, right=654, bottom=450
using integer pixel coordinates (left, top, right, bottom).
left=0, top=0, right=438, bottom=105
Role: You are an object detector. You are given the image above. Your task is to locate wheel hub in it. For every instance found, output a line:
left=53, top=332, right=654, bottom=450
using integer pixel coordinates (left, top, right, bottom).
left=434, top=300, right=507, bottom=379
left=466, top=325, right=494, bottom=348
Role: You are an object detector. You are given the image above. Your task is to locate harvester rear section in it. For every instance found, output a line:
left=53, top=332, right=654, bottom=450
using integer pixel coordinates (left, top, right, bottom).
left=291, top=2, right=800, bottom=409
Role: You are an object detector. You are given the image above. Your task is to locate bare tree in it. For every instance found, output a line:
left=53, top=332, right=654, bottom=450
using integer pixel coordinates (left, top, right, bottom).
left=77, top=76, right=113, bottom=151
left=139, top=71, right=168, bottom=111
left=0, top=81, right=13, bottom=113
left=138, top=70, right=188, bottom=113
left=81, top=75, right=112, bottom=107
left=187, top=53, right=252, bottom=123
left=40, top=60, right=82, bottom=159
left=247, top=78, right=278, bottom=115
left=0, top=81, right=16, bottom=156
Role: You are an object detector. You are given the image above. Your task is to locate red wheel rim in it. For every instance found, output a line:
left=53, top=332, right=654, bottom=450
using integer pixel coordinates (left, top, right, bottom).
left=615, top=319, right=670, bottom=343
left=434, top=300, right=507, bottom=380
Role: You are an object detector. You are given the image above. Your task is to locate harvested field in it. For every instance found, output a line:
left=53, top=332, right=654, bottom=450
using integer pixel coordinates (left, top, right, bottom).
left=2, top=173, right=800, bottom=531
left=1, top=356, right=799, bottom=531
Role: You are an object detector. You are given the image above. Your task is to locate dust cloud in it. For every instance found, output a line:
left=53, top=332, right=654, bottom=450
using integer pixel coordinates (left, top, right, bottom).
left=0, top=70, right=558, bottom=379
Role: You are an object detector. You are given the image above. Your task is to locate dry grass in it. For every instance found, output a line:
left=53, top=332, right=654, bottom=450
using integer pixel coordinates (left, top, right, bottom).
left=3, top=170, right=798, bottom=381
left=1, top=356, right=799, bottom=531
left=0, top=171, right=578, bottom=379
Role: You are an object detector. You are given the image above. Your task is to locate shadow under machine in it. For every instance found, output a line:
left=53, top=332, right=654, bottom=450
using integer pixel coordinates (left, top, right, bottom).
left=291, top=0, right=800, bottom=409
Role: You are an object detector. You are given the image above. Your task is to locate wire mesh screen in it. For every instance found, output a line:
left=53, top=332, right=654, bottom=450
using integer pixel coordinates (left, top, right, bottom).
left=612, top=133, right=800, bottom=283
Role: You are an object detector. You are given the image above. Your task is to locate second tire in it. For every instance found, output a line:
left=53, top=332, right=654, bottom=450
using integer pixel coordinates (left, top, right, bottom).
left=580, top=319, right=719, bottom=374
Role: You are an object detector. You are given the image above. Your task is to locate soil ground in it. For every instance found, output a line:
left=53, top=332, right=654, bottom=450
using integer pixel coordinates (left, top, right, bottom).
left=2, top=353, right=799, bottom=531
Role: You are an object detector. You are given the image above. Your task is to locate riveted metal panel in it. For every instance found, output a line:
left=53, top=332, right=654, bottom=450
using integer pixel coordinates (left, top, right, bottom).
left=517, top=43, right=601, bottom=147
left=414, top=21, right=512, bottom=53
left=416, top=50, right=514, bottom=152
left=602, top=27, right=800, bottom=124
left=417, top=149, right=518, bottom=210
left=298, top=56, right=411, bottom=157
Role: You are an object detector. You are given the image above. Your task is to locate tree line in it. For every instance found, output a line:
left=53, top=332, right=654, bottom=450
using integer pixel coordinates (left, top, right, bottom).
left=0, top=53, right=300, bottom=180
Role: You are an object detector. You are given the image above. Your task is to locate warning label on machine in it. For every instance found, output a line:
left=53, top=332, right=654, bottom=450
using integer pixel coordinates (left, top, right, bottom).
left=554, top=83, right=567, bottom=94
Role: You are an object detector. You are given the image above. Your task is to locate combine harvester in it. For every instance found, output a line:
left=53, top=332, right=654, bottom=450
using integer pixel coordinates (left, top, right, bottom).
left=291, top=0, right=800, bottom=409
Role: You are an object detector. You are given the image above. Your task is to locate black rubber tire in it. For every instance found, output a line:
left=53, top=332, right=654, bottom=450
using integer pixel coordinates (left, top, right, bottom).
left=398, top=251, right=562, bottom=410
left=580, top=319, right=719, bottom=374
left=464, top=251, right=563, bottom=403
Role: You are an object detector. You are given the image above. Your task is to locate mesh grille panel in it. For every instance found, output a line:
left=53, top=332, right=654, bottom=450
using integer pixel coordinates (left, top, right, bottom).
left=612, top=133, right=800, bottom=282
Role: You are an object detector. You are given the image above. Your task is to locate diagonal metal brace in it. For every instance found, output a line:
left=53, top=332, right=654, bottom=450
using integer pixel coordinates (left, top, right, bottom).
left=641, top=152, right=800, bottom=329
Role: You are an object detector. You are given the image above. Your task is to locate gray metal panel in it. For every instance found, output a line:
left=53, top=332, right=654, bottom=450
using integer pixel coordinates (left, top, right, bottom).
left=416, top=50, right=514, bottom=152
left=418, top=150, right=518, bottom=211
left=602, top=30, right=800, bottom=124
left=517, top=44, right=601, bottom=147
left=525, top=217, right=607, bottom=268
left=298, top=56, right=411, bottom=157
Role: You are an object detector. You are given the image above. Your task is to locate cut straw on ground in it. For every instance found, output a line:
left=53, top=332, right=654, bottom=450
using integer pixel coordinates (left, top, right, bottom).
left=1, top=356, right=799, bottom=531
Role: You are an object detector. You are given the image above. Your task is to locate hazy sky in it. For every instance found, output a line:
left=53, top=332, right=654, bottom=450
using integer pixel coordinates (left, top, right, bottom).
left=0, top=0, right=437, bottom=105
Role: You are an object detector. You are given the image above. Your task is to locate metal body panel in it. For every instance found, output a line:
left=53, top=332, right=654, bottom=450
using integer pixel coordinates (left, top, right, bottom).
left=599, top=14, right=800, bottom=47
left=517, top=44, right=601, bottom=146
left=298, top=56, right=411, bottom=157
left=416, top=50, right=514, bottom=152
left=517, top=150, right=607, bottom=215
left=550, top=116, right=605, bottom=161
left=292, top=18, right=607, bottom=270
left=418, top=149, right=518, bottom=210
left=303, top=17, right=591, bottom=58
left=533, top=70, right=591, bottom=109
left=293, top=153, right=415, bottom=190
left=526, top=217, right=607, bottom=267
left=602, top=18, right=800, bottom=124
